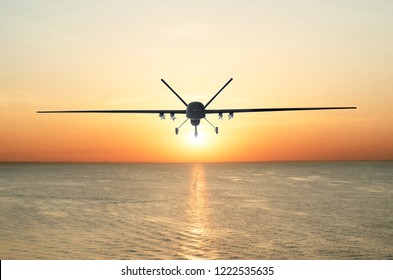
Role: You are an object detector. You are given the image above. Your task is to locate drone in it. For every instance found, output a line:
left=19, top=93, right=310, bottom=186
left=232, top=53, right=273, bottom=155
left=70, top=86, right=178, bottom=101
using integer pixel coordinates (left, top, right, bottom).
left=37, top=78, right=356, bottom=137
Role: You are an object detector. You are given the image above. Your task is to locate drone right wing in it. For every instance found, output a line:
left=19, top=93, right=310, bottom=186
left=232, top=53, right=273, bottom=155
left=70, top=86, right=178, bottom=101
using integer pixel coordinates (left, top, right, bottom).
left=206, top=107, right=357, bottom=114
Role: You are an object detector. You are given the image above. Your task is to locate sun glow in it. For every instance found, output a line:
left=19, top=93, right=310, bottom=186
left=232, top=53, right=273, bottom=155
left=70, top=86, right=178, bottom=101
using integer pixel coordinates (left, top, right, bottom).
left=187, top=130, right=207, bottom=146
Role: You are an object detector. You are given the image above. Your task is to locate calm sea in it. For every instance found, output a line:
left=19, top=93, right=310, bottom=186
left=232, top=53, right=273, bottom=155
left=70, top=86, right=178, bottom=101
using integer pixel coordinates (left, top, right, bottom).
left=0, top=162, right=392, bottom=259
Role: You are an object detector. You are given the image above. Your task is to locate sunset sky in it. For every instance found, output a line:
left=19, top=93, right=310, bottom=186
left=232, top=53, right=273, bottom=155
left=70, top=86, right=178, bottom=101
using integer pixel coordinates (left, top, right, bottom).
left=1, top=0, right=393, bottom=162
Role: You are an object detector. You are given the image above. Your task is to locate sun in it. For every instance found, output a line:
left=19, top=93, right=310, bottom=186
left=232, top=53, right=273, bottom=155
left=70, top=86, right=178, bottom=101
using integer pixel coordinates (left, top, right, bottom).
left=187, top=130, right=207, bottom=146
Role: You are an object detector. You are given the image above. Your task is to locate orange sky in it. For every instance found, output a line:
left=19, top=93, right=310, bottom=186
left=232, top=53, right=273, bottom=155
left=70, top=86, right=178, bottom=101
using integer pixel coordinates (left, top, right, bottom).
left=1, top=1, right=393, bottom=162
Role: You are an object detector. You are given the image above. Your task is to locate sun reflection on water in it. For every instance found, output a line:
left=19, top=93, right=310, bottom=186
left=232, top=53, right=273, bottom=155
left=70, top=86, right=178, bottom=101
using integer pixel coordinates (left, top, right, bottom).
left=181, top=164, right=214, bottom=259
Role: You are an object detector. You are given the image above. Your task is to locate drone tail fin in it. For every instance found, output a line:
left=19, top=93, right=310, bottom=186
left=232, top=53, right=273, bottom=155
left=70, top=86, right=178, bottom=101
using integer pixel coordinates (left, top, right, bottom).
left=161, top=79, right=188, bottom=107
left=205, top=78, right=233, bottom=108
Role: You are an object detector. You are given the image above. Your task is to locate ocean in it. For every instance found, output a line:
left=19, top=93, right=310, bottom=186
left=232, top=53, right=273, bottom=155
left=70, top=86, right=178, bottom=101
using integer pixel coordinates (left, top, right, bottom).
left=0, top=162, right=392, bottom=259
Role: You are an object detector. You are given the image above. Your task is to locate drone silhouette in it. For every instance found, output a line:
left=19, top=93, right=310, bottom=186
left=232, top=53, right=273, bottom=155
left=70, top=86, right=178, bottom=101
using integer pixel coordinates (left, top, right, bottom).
left=37, top=78, right=356, bottom=137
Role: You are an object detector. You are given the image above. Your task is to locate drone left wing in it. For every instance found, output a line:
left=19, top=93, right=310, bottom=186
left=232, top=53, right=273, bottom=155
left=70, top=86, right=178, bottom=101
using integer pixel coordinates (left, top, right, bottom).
left=37, top=110, right=187, bottom=114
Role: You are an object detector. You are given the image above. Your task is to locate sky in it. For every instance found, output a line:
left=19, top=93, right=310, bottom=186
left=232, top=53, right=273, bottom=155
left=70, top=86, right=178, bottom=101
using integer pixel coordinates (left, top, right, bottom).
left=1, top=0, right=393, bottom=162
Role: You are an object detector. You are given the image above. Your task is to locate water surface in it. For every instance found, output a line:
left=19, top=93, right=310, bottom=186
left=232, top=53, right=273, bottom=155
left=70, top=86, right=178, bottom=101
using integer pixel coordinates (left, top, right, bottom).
left=0, top=162, right=392, bottom=259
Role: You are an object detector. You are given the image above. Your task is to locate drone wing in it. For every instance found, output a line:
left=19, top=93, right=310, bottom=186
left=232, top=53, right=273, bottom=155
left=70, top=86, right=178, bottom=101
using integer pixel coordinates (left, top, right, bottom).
left=206, top=107, right=356, bottom=114
left=37, top=109, right=187, bottom=114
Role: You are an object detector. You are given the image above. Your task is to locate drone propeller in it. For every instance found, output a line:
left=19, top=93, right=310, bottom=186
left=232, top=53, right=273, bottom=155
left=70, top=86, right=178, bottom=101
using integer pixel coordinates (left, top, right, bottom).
left=161, top=79, right=188, bottom=107
left=205, top=78, right=233, bottom=108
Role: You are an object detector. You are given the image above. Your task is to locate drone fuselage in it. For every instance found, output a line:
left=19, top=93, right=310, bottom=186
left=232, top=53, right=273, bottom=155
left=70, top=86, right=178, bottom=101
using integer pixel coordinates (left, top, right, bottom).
left=186, top=102, right=205, bottom=123
left=186, top=101, right=206, bottom=137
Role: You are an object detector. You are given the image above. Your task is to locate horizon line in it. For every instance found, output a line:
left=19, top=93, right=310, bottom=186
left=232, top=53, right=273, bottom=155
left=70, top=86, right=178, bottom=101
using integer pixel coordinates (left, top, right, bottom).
left=1, top=159, right=392, bottom=164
